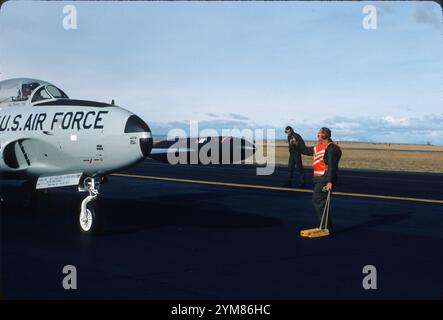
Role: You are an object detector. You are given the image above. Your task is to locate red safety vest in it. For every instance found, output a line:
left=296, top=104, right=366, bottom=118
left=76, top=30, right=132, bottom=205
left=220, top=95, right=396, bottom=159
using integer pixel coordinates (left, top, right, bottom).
left=313, top=142, right=332, bottom=176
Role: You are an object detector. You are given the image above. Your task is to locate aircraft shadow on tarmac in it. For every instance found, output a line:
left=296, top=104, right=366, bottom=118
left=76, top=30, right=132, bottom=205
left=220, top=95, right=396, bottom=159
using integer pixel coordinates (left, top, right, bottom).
left=1, top=185, right=284, bottom=237
left=1, top=181, right=413, bottom=237
left=101, top=194, right=284, bottom=236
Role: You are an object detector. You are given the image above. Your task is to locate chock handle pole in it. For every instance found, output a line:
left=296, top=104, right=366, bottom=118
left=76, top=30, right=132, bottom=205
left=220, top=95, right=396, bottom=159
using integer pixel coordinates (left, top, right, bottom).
left=319, top=190, right=331, bottom=230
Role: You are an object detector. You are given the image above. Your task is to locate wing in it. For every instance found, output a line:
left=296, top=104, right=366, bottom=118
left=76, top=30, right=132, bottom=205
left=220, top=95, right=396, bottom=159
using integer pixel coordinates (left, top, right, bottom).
left=148, top=136, right=256, bottom=164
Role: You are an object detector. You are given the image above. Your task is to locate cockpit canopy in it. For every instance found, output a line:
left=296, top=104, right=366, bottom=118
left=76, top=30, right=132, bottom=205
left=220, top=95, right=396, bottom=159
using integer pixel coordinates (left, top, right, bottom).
left=0, top=78, right=68, bottom=105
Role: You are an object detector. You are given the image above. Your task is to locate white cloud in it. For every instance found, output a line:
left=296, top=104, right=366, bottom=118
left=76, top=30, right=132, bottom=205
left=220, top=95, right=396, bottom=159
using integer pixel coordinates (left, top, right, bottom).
left=229, top=113, right=250, bottom=121
left=382, top=116, right=411, bottom=127
left=148, top=114, right=443, bottom=145
left=306, top=114, right=443, bottom=144
left=413, top=2, right=442, bottom=30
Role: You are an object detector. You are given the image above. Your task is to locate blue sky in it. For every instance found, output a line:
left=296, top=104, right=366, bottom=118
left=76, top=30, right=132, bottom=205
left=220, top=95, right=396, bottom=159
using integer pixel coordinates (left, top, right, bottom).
left=0, top=1, right=442, bottom=144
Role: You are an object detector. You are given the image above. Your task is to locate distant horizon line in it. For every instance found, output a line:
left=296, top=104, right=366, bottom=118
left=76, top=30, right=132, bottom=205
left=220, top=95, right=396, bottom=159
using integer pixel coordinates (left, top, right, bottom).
left=150, top=134, right=443, bottom=147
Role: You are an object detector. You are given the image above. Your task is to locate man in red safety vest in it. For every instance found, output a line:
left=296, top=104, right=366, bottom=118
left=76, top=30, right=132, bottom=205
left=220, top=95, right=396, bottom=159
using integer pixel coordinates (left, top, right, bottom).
left=296, top=127, right=342, bottom=234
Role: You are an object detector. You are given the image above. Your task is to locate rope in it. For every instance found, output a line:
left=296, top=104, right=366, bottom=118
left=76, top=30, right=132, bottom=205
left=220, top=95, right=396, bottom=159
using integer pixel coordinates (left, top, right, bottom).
left=319, top=190, right=331, bottom=230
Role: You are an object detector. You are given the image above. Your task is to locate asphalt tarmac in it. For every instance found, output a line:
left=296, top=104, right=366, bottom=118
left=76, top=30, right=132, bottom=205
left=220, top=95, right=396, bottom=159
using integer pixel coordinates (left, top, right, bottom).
left=1, top=159, right=443, bottom=299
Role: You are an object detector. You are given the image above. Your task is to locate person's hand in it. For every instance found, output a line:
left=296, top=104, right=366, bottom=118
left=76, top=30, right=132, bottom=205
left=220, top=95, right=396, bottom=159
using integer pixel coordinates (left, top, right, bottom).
left=324, top=182, right=333, bottom=191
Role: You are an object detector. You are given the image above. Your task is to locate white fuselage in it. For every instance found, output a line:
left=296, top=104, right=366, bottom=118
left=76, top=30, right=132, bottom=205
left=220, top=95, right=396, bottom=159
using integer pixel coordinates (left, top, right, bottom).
left=0, top=103, right=152, bottom=178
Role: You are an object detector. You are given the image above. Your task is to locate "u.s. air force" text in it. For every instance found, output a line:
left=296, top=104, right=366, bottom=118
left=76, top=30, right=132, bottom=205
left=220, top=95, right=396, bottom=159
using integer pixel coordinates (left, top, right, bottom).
left=0, top=111, right=108, bottom=132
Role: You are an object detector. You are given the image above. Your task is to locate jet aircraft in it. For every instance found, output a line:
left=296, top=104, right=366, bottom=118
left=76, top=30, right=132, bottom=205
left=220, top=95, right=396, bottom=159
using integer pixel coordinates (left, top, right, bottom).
left=0, top=78, right=255, bottom=234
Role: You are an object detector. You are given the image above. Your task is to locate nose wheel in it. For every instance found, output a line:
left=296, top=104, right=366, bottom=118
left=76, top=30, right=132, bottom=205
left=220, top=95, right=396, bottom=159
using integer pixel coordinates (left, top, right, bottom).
left=79, top=207, right=95, bottom=232
left=78, top=177, right=102, bottom=234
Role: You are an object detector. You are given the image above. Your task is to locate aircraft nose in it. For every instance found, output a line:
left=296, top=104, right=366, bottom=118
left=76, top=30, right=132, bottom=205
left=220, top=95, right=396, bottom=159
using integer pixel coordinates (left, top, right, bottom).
left=139, top=136, right=153, bottom=157
left=124, top=115, right=153, bottom=157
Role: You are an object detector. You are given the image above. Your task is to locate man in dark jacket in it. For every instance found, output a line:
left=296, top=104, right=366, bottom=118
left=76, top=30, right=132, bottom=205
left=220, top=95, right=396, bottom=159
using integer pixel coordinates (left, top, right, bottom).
left=296, top=127, right=342, bottom=233
left=284, top=126, right=306, bottom=187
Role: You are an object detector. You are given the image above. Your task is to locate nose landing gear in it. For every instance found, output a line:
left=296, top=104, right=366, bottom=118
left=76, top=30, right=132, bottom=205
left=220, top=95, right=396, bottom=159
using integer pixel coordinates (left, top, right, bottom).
left=78, top=177, right=102, bottom=234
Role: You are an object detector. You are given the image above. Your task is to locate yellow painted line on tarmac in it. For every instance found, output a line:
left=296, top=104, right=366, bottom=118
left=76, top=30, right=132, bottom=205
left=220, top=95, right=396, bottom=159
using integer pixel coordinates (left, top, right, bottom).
left=112, top=173, right=443, bottom=204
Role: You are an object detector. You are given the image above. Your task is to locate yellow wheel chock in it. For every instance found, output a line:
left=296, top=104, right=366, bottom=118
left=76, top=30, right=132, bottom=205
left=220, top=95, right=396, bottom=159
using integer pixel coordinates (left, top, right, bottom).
left=300, top=228, right=330, bottom=238
left=300, top=190, right=331, bottom=238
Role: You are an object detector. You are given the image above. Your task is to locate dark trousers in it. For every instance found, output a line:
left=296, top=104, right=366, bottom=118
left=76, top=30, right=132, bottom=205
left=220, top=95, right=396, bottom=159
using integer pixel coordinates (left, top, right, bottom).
left=312, top=181, right=334, bottom=232
left=288, top=152, right=305, bottom=183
